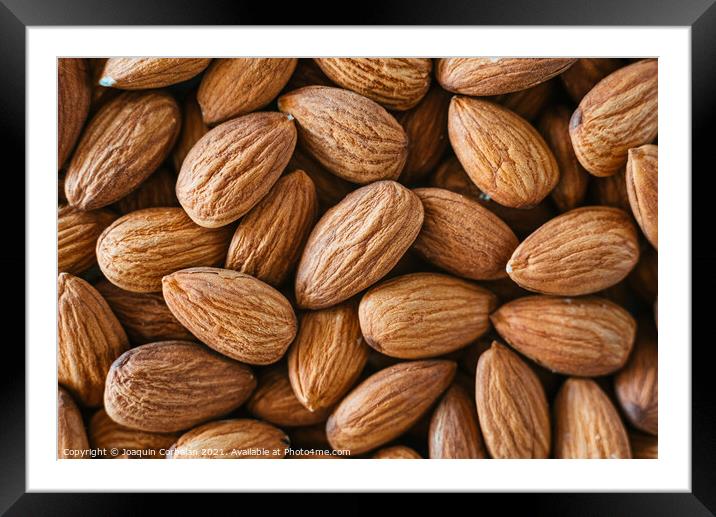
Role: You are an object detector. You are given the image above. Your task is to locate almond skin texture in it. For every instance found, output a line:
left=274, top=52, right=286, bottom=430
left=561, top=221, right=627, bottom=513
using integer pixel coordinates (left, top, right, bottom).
left=58, top=273, right=129, bottom=407
left=115, top=167, right=179, bottom=214
left=58, top=58, right=91, bottom=169
left=58, top=387, right=89, bottom=458
left=507, top=206, right=640, bottom=296
left=89, top=409, right=179, bottom=459
left=167, top=419, right=290, bottom=459
left=288, top=301, right=369, bottom=412
left=554, top=378, right=632, bottom=459
left=475, top=342, right=550, bottom=459
left=559, top=58, right=623, bottom=104
left=162, top=267, right=297, bottom=365
left=570, top=59, right=658, bottom=177
left=278, top=86, right=408, bottom=184
left=429, top=384, right=487, bottom=459
left=326, top=360, right=456, bottom=454
left=104, top=341, right=256, bottom=433
left=65, top=90, right=180, bottom=210
left=100, top=58, right=211, bottom=90
left=225, top=170, right=318, bottom=286
left=96, top=207, right=232, bottom=293
left=412, top=188, right=519, bottom=280
left=172, top=93, right=209, bottom=172
left=491, top=295, right=636, bottom=376
left=198, top=58, right=297, bottom=125
left=58, top=204, right=117, bottom=275
left=448, top=97, right=559, bottom=208
left=436, top=58, right=576, bottom=96
left=372, top=446, right=422, bottom=459
left=176, top=111, right=296, bottom=228
left=626, top=144, right=658, bottom=249
left=359, top=273, right=497, bottom=359
left=314, top=58, right=432, bottom=111
left=295, top=181, right=423, bottom=310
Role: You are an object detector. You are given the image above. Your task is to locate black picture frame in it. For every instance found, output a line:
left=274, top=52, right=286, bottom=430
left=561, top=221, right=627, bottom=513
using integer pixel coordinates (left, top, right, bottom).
left=4, top=0, right=714, bottom=513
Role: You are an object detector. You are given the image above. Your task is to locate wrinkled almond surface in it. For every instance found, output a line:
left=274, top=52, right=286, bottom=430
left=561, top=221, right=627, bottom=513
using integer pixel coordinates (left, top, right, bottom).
left=58, top=204, right=117, bottom=275
left=626, top=144, right=658, bottom=249
left=58, top=387, right=89, bottom=458
left=58, top=58, right=91, bottom=169
left=429, top=384, right=486, bottom=459
left=89, top=409, right=179, bottom=459
left=100, top=58, right=211, bottom=89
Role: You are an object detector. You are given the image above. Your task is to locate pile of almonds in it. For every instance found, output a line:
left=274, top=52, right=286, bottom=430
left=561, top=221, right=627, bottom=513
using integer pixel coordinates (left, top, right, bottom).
left=57, top=57, right=658, bottom=460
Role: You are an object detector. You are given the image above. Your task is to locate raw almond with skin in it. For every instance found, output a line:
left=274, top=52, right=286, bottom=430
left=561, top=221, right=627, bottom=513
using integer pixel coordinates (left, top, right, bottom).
left=58, top=387, right=89, bottom=458
left=167, top=419, right=290, bottom=459
left=58, top=58, right=91, bottom=169
left=104, top=341, right=256, bottom=433
left=491, top=295, right=636, bottom=376
left=115, top=168, right=179, bottom=214
left=372, top=446, right=422, bottom=459
left=278, top=86, right=408, bottom=184
left=436, top=58, right=576, bottom=96
left=197, top=58, right=297, bottom=125
left=554, top=378, right=631, bottom=459
left=412, top=188, right=518, bottom=280
left=100, top=58, right=211, bottom=90
left=448, top=96, right=559, bottom=208
left=96, top=207, right=232, bottom=293
left=58, top=273, right=129, bottom=407
left=225, top=170, right=318, bottom=286
left=162, top=267, right=297, bottom=365
left=65, top=90, right=180, bottom=210
left=176, top=112, right=296, bottom=228
left=570, top=59, right=658, bottom=177
left=89, top=409, right=179, bottom=459
left=359, top=273, right=497, bottom=359
left=288, top=301, right=369, bottom=412
left=626, top=144, right=658, bottom=249
left=429, top=384, right=486, bottom=459
left=295, top=181, right=423, bottom=310
left=559, top=58, right=623, bottom=103
left=58, top=204, right=117, bottom=275
left=314, top=58, right=432, bottom=111
left=507, top=206, right=640, bottom=295
left=172, top=93, right=208, bottom=172
left=326, top=360, right=456, bottom=454
left=474, top=342, right=550, bottom=459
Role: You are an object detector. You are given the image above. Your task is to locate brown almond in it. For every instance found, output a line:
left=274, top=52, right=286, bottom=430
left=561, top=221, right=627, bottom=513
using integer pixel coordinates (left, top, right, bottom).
left=96, top=207, right=232, bottom=293
left=448, top=96, right=559, bottom=208
left=288, top=301, right=369, bottom=412
left=626, top=144, right=658, bottom=249
left=326, top=360, right=456, bottom=454
left=372, top=446, right=422, bottom=459
left=104, top=340, right=256, bottom=433
left=58, top=204, right=117, bottom=275
left=65, top=90, right=180, bottom=210
left=295, top=181, right=423, bottom=310
left=630, top=431, right=658, bottom=459
left=115, top=168, right=179, bottom=214
left=225, top=170, right=318, bottom=286
left=436, top=58, right=576, bottom=96
left=176, top=111, right=296, bottom=228
left=412, top=188, right=518, bottom=280
left=89, top=409, right=179, bottom=459
left=559, top=58, right=624, bottom=104
left=278, top=86, right=408, bottom=184
left=100, top=58, right=211, bottom=90
left=314, top=58, right=432, bottom=111
left=162, top=267, right=297, bottom=365
left=491, top=295, right=636, bottom=376
left=359, top=273, right=496, bottom=359
left=58, top=58, right=91, bottom=169
left=286, top=147, right=355, bottom=210
left=197, top=58, right=297, bottom=125
left=492, top=79, right=555, bottom=121
left=429, top=384, right=486, bottom=459
left=475, top=342, right=550, bottom=458
left=172, top=93, right=209, bottom=172
left=554, top=378, right=631, bottom=458
left=570, top=59, right=658, bottom=177
left=58, top=387, right=89, bottom=458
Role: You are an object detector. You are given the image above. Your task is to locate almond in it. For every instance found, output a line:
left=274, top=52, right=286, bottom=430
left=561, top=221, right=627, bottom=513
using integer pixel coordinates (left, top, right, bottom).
left=372, top=446, right=422, bottom=459
left=58, top=204, right=117, bottom=275
left=554, top=378, right=631, bottom=458
left=58, top=58, right=91, bottom=169
left=104, top=340, right=256, bottom=433
left=492, top=79, right=554, bottom=121
left=626, top=144, right=658, bottom=249
left=176, top=111, right=296, bottom=228
left=58, top=273, right=129, bottom=407
left=288, top=301, right=369, bottom=412
left=630, top=431, right=658, bottom=459
left=295, top=181, right=423, bottom=309
left=197, top=58, right=297, bottom=125
left=58, top=387, right=89, bottom=458
left=167, top=419, right=289, bottom=459
left=314, top=58, right=432, bottom=111
left=570, top=59, right=658, bottom=177
left=100, top=58, right=211, bottom=89
left=172, top=93, right=208, bottom=172
left=507, top=206, right=640, bottom=295
left=436, top=58, right=576, bottom=96
left=65, top=90, right=180, bottom=210
left=278, top=86, right=408, bottom=184
left=559, top=58, right=623, bottom=103
left=225, top=170, right=318, bottom=286
left=429, top=384, right=486, bottom=459
left=89, top=409, right=179, bottom=459
left=359, top=272, right=496, bottom=359
left=162, top=267, right=297, bottom=365
left=448, top=96, right=559, bottom=208
left=326, top=360, right=455, bottom=454
left=491, top=295, right=636, bottom=376
left=412, top=188, right=518, bottom=280
left=96, top=207, right=232, bottom=293
left=115, top=167, right=179, bottom=214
